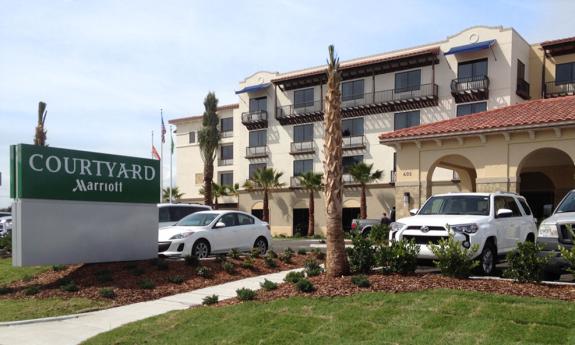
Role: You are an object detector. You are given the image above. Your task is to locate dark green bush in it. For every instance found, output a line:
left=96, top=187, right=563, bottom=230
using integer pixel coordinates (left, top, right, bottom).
left=24, top=286, right=40, bottom=296
left=131, top=267, right=145, bottom=276
left=52, top=264, right=66, bottom=272
left=260, top=279, right=278, bottom=291
left=284, top=271, right=305, bottom=284
left=156, top=260, right=169, bottom=271
left=196, top=266, right=211, bottom=278
left=228, top=248, right=241, bottom=260
left=22, top=274, right=34, bottom=282
left=348, top=234, right=375, bottom=274
left=506, top=241, right=549, bottom=282
left=266, top=250, right=278, bottom=259
left=296, top=278, right=315, bottom=293
left=202, top=294, right=219, bottom=305
left=168, top=275, right=185, bottom=284
left=264, top=257, right=277, bottom=268
left=184, top=254, right=200, bottom=267
left=60, top=281, right=79, bottom=292
left=250, top=248, right=261, bottom=259
left=304, top=259, right=323, bottom=277
left=0, top=286, right=13, bottom=295
left=376, top=239, right=420, bottom=274
left=215, top=254, right=228, bottom=264
left=138, top=279, right=155, bottom=290
left=369, top=224, right=390, bottom=245
left=311, top=248, right=325, bottom=261
left=297, top=248, right=308, bottom=255
left=95, top=270, right=113, bottom=283
left=430, top=235, right=479, bottom=278
left=351, top=275, right=370, bottom=288
left=222, top=261, right=235, bottom=274
left=123, top=262, right=138, bottom=271
left=0, top=234, right=11, bottom=251
left=241, top=257, right=254, bottom=270
left=236, top=288, right=257, bottom=301
left=99, top=288, right=116, bottom=299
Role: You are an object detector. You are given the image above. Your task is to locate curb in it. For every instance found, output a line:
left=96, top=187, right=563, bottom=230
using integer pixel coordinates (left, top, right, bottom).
left=469, top=275, right=575, bottom=286
left=0, top=313, right=85, bottom=327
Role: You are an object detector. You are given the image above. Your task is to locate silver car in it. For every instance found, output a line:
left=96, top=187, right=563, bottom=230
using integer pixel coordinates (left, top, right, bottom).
left=0, top=216, right=12, bottom=237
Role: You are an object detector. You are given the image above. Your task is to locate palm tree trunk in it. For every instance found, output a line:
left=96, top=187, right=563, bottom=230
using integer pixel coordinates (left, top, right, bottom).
left=307, top=190, right=315, bottom=237
left=203, top=163, right=213, bottom=206
left=360, top=183, right=367, bottom=219
left=263, top=189, right=269, bottom=223
left=214, top=196, right=219, bottom=210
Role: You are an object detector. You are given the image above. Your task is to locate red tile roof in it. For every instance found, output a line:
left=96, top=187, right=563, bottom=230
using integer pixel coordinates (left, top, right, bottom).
left=379, top=96, right=575, bottom=143
left=540, top=36, right=575, bottom=48
left=169, top=103, right=239, bottom=124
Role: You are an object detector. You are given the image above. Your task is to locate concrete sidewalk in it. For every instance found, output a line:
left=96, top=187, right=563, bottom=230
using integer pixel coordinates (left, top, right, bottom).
left=0, top=268, right=302, bottom=345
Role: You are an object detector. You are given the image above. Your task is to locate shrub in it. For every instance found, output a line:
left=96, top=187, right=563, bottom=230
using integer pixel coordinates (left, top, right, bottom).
left=95, top=270, right=113, bottom=283
left=228, top=248, right=241, bottom=260
left=561, top=225, right=575, bottom=274
left=196, top=266, right=211, bottom=278
left=430, top=234, right=479, bottom=278
left=52, top=264, right=66, bottom=272
left=260, top=279, right=278, bottom=291
left=304, top=259, right=323, bottom=277
left=0, top=234, right=11, bottom=251
left=236, top=288, right=257, bottom=301
left=250, top=248, right=261, bottom=259
left=184, top=254, right=200, bottom=267
left=351, top=275, right=370, bottom=288
left=215, top=254, right=228, bottom=264
left=284, top=271, right=305, bottom=284
left=156, top=260, right=169, bottom=271
left=266, top=250, right=278, bottom=259
left=264, top=257, right=277, bottom=268
left=202, top=294, right=219, bottom=305
left=222, top=261, right=235, bottom=274
left=284, top=247, right=294, bottom=257
left=241, top=257, right=254, bottom=270
left=22, top=274, right=34, bottom=282
left=369, top=224, right=390, bottom=245
left=99, top=288, right=116, bottom=299
left=297, top=248, right=308, bottom=255
left=376, top=239, right=420, bottom=274
left=131, top=267, right=145, bottom=276
left=138, top=279, right=155, bottom=290
left=0, top=286, right=13, bottom=295
left=57, top=277, right=72, bottom=286
left=24, top=286, right=40, bottom=296
left=123, top=262, right=138, bottom=271
left=168, top=275, right=185, bottom=284
left=296, top=278, right=315, bottom=293
left=60, top=281, right=79, bottom=292
left=311, top=248, right=325, bottom=261
left=279, top=247, right=294, bottom=264
left=348, top=234, right=375, bottom=274
left=505, top=241, right=549, bottom=283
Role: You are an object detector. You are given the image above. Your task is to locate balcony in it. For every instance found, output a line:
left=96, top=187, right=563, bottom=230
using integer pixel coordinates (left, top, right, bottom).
left=516, top=78, right=530, bottom=100
left=220, top=131, right=233, bottom=139
left=275, top=83, right=438, bottom=125
left=544, top=80, right=575, bottom=98
left=218, top=158, right=233, bottom=167
left=342, top=173, right=359, bottom=185
left=241, top=110, right=267, bottom=130
left=290, top=141, right=315, bottom=155
left=245, top=146, right=268, bottom=159
left=450, top=76, right=489, bottom=103
left=342, top=135, right=366, bottom=150
left=290, top=176, right=303, bottom=188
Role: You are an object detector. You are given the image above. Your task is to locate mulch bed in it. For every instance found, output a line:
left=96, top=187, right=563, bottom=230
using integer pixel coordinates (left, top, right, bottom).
left=220, top=273, right=575, bottom=306
left=0, top=254, right=313, bottom=307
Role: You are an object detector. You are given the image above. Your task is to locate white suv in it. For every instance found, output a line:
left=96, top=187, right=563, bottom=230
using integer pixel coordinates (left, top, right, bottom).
left=390, top=192, right=537, bottom=275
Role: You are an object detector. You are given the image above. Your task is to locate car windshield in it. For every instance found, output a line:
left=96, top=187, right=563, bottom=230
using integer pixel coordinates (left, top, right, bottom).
left=556, top=192, right=575, bottom=213
left=419, top=195, right=490, bottom=216
left=176, top=212, right=218, bottom=226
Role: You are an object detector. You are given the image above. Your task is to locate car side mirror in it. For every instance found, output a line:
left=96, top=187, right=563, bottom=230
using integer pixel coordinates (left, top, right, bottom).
left=409, top=208, right=418, bottom=216
left=214, top=222, right=226, bottom=229
left=496, top=208, right=513, bottom=218
left=543, top=204, right=554, bottom=217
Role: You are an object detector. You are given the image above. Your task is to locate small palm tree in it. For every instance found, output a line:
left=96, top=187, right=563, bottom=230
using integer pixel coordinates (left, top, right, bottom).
left=348, top=162, right=383, bottom=219
left=212, top=182, right=229, bottom=210
left=162, top=186, right=184, bottom=202
left=34, top=101, right=47, bottom=146
left=227, top=183, right=240, bottom=206
left=244, top=168, right=284, bottom=222
left=297, top=172, right=323, bottom=237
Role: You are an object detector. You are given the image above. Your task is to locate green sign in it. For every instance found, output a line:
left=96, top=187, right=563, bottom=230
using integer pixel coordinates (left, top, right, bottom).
left=10, top=144, right=160, bottom=204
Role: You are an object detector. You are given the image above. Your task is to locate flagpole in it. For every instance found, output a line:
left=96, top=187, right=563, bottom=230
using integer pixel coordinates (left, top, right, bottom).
left=160, top=109, right=164, bottom=203
left=169, top=125, right=173, bottom=203
left=151, top=130, right=154, bottom=159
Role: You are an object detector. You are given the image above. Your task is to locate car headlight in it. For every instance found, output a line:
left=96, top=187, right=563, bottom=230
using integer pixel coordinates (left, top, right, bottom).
left=170, top=232, right=194, bottom=240
left=451, top=223, right=479, bottom=234
left=538, top=223, right=558, bottom=238
left=390, top=222, right=405, bottom=231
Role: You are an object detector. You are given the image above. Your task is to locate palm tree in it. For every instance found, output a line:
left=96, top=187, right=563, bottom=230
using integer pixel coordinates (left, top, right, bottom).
left=198, top=92, right=219, bottom=206
left=162, top=186, right=184, bottom=202
left=227, top=183, right=241, bottom=207
left=34, top=101, right=47, bottom=146
left=244, top=168, right=284, bottom=222
left=297, top=172, right=323, bottom=237
left=348, top=163, right=383, bottom=219
left=323, top=45, right=349, bottom=277
left=211, top=182, right=229, bottom=210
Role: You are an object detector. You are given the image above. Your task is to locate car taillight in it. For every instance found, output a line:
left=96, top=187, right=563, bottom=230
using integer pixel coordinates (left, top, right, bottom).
left=351, top=222, right=357, bottom=230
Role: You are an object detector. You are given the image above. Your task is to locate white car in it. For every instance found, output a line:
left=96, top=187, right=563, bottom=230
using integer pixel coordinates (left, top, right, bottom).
left=390, top=192, right=537, bottom=274
left=158, top=210, right=271, bottom=258
left=158, top=203, right=211, bottom=229
left=0, top=216, right=12, bottom=237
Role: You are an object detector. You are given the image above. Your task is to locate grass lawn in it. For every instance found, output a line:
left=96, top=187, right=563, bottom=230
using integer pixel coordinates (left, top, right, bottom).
left=84, top=289, right=575, bottom=345
left=0, top=258, right=50, bottom=285
left=0, top=298, right=110, bottom=322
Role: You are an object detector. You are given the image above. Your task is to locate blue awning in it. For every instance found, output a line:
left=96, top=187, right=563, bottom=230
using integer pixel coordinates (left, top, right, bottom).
left=235, top=83, right=271, bottom=94
left=444, top=40, right=496, bottom=55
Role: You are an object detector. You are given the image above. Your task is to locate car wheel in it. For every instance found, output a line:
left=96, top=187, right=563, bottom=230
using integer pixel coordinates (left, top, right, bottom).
left=254, top=237, right=268, bottom=255
left=192, top=240, right=210, bottom=259
left=362, top=228, right=371, bottom=238
left=479, top=243, right=496, bottom=275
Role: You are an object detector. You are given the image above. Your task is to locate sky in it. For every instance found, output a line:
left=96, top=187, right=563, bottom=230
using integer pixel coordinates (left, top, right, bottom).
left=0, top=0, right=574, bottom=208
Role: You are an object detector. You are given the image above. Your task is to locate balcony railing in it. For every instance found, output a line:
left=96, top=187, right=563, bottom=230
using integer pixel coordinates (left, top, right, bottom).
left=290, top=141, right=315, bottom=155
left=516, top=78, right=530, bottom=100
left=544, top=80, right=575, bottom=98
left=342, top=135, right=366, bottom=150
left=290, top=176, right=303, bottom=188
left=450, top=75, right=489, bottom=103
left=245, top=146, right=268, bottom=158
left=390, top=171, right=397, bottom=184
left=342, top=173, right=358, bottom=185
left=218, top=158, right=233, bottom=166
left=275, top=83, right=438, bottom=125
left=241, top=110, right=268, bottom=129
left=220, top=131, right=233, bottom=138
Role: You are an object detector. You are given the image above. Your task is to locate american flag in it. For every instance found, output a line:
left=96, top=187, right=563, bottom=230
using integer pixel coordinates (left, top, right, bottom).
left=161, top=114, right=166, bottom=143
left=152, top=145, right=161, bottom=160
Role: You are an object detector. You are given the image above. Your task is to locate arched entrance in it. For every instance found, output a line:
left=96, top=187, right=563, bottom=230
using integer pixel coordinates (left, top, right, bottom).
left=427, top=155, right=477, bottom=198
left=517, top=148, right=575, bottom=219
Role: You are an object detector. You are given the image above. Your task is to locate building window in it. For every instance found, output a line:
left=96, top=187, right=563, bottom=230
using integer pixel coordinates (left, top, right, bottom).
left=249, top=97, right=267, bottom=113
left=293, top=159, right=313, bottom=176
left=342, top=117, right=364, bottom=137
left=249, top=130, right=267, bottom=147
left=457, top=59, right=488, bottom=80
left=342, top=155, right=363, bottom=173
left=249, top=163, right=267, bottom=179
left=220, top=145, right=233, bottom=160
left=342, top=79, right=364, bottom=101
left=294, top=88, right=314, bottom=108
left=188, top=131, right=196, bottom=144
left=517, top=60, right=526, bottom=80
left=195, top=173, right=203, bottom=185
left=294, top=124, right=313, bottom=142
left=394, top=110, right=420, bottom=130
left=556, top=62, right=575, bottom=84
left=220, top=117, right=233, bottom=134
left=395, top=69, right=421, bottom=92
left=220, top=172, right=233, bottom=186
left=457, top=102, right=487, bottom=117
